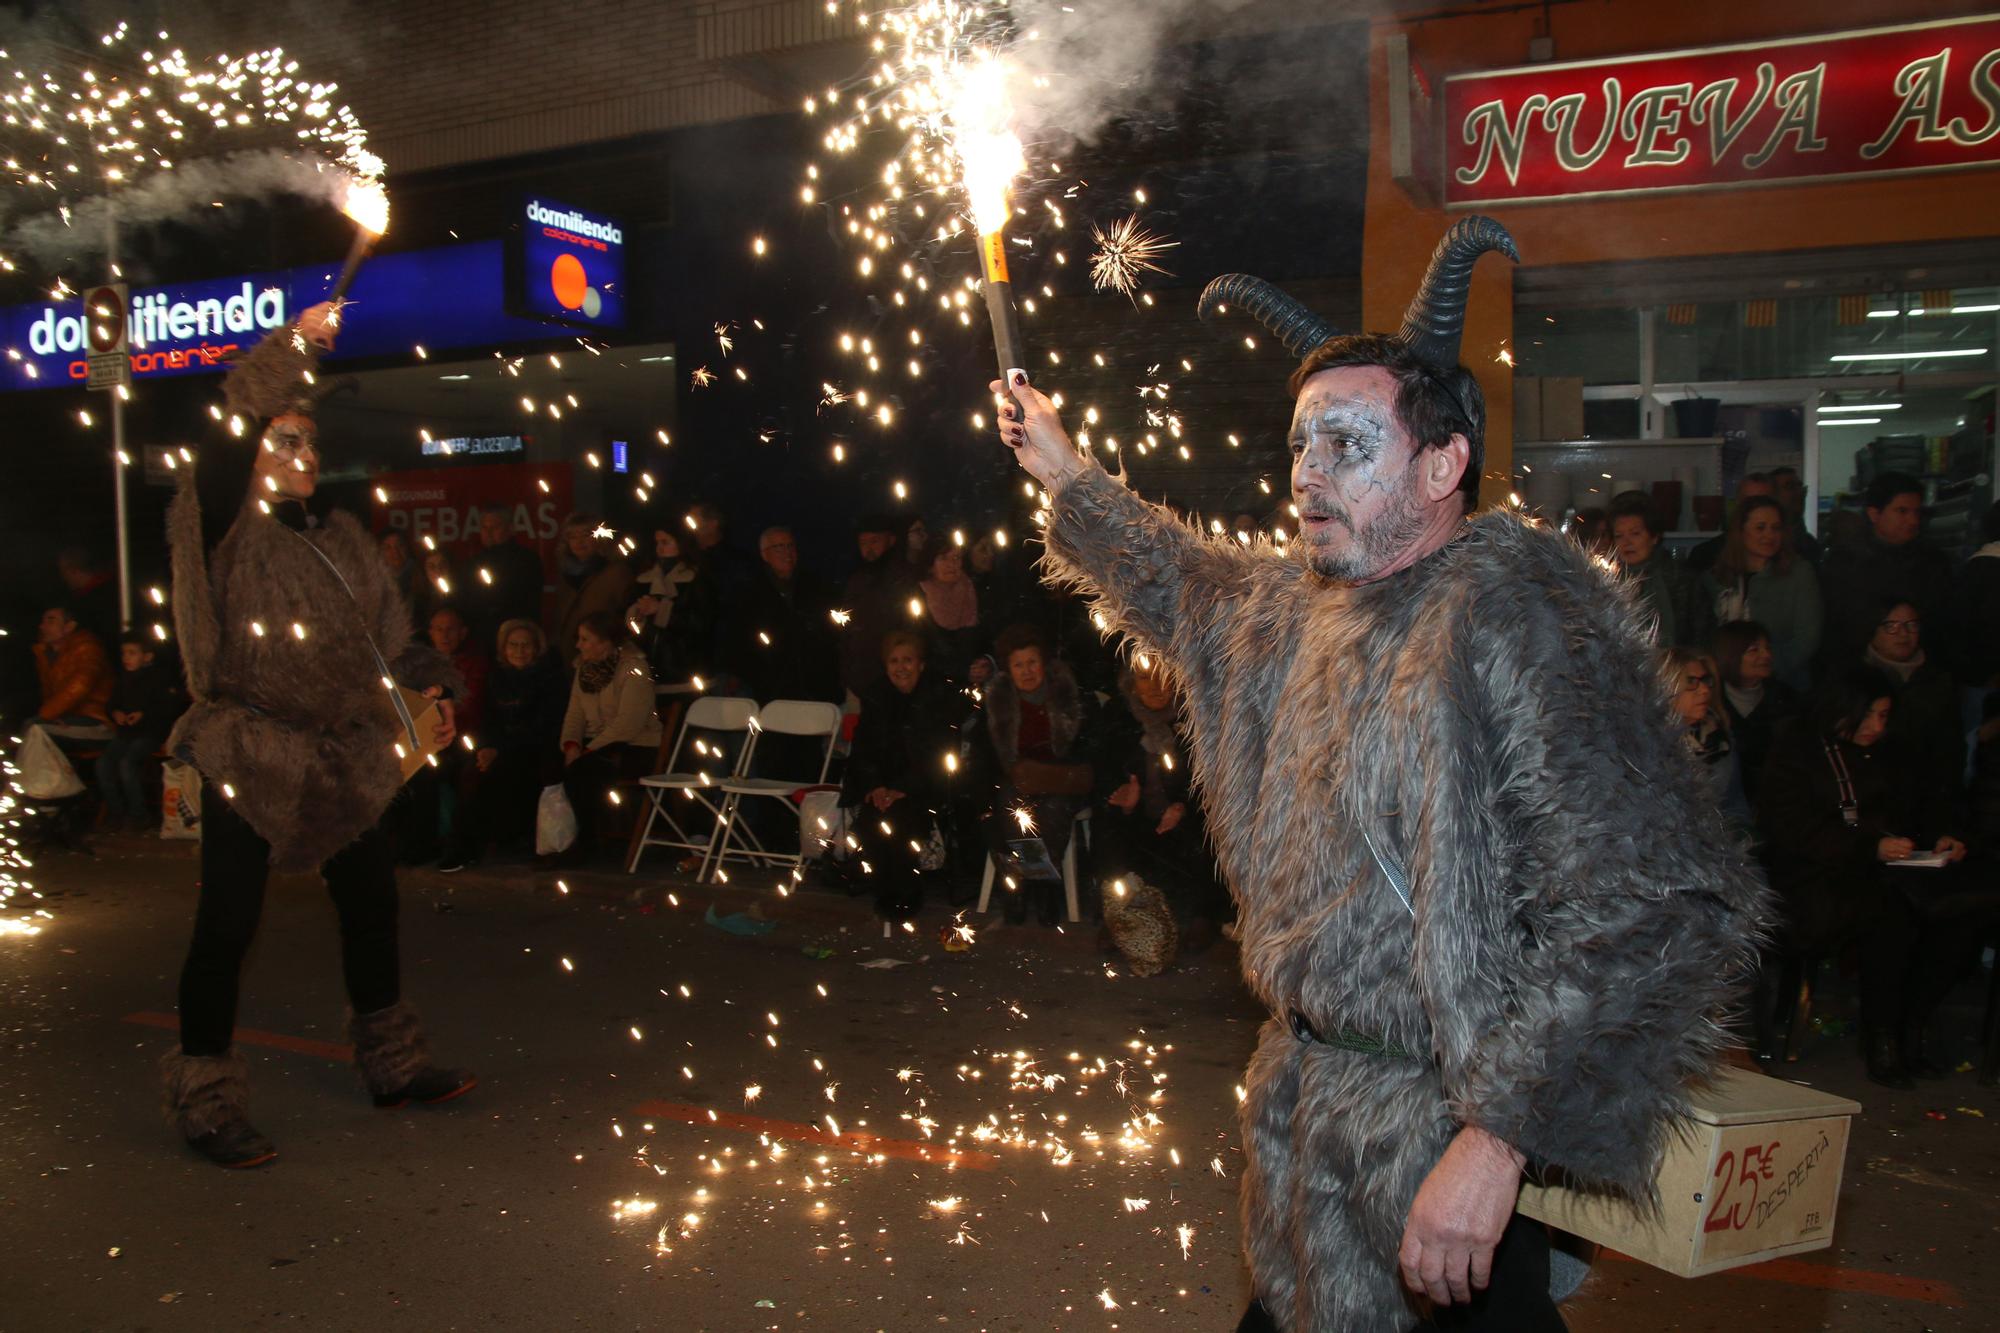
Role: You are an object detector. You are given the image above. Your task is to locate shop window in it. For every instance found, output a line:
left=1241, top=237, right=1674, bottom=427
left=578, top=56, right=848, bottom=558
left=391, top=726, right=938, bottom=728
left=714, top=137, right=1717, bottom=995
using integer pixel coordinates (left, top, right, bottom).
left=1512, top=306, right=1639, bottom=384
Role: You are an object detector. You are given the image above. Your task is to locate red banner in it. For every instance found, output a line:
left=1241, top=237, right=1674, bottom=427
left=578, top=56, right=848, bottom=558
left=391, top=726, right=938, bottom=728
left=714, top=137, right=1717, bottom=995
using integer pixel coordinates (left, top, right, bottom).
left=1443, top=14, right=2000, bottom=206
left=369, top=460, right=575, bottom=585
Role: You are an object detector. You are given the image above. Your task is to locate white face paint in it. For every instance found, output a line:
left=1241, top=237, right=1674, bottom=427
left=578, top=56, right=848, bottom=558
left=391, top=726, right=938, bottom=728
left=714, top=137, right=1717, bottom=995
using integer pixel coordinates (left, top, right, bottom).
left=1287, top=366, right=1432, bottom=582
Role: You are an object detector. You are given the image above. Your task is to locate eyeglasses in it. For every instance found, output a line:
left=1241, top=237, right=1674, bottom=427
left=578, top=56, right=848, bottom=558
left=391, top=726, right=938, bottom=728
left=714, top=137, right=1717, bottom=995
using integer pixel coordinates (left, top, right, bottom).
left=1877, top=618, right=1921, bottom=634
left=1680, top=674, right=1713, bottom=692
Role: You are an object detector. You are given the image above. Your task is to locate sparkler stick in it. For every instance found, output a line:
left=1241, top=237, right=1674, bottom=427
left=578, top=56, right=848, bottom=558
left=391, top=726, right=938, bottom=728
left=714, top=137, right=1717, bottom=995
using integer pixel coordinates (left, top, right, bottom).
left=978, top=227, right=1024, bottom=381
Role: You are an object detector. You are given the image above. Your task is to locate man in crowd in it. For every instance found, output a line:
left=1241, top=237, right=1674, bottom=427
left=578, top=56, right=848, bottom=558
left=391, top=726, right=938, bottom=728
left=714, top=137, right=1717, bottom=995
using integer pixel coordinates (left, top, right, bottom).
left=56, top=545, right=121, bottom=644
left=464, top=508, right=544, bottom=645
left=839, top=513, right=912, bottom=699
left=688, top=500, right=756, bottom=598
left=1768, top=465, right=1822, bottom=566
left=1820, top=471, right=1958, bottom=672
left=1608, top=492, right=1700, bottom=648
left=724, top=526, right=840, bottom=705
left=31, top=604, right=115, bottom=748
left=993, top=217, right=1766, bottom=1331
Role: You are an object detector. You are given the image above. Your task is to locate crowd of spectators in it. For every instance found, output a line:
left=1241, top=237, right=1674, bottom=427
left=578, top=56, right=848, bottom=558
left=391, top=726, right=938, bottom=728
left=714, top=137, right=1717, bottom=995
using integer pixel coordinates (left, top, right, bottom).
left=1606, top=473, right=2000, bottom=1087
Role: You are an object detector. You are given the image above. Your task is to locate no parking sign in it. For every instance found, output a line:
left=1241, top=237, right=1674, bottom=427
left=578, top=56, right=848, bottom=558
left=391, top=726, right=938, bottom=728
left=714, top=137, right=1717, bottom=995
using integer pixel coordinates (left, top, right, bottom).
left=84, top=282, right=131, bottom=391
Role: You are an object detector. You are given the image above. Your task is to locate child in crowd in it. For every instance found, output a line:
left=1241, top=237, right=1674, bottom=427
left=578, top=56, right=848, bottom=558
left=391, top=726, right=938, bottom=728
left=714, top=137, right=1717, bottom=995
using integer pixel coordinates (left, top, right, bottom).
left=97, top=634, right=185, bottom=830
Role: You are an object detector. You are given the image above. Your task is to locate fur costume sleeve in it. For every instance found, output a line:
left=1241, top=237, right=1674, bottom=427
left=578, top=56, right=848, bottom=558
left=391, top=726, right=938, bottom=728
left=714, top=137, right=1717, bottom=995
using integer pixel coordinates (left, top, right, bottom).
left=167, top=475, right=222, bottom=700
left=1040, top=465, right=1277, bottom=753
left=1427, top=528, right=1773, bottom=1203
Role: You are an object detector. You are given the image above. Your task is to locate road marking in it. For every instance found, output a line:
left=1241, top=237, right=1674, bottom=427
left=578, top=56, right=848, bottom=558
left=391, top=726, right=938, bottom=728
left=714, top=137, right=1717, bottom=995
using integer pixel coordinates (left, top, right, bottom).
left=125, top=1011, right=354, bottom=1061
left=633, top=1099, right=999, bottom=1171
left=1604, top=1249, right=1963, bottom=1307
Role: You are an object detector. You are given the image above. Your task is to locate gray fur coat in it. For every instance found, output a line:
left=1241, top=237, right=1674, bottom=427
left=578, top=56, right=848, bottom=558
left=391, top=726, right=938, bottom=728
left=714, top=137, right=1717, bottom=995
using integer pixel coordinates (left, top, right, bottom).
left=168, top=482, right=459, bottom=873
left=1042, top=466, right=1770, bottom=1330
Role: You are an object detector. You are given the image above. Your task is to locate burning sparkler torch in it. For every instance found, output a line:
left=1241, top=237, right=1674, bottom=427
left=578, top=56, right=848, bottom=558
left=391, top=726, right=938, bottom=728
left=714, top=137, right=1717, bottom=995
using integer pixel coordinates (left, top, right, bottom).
left=329, top=177, right=389, bottom=306
left=951, top=57, right=1027, bottom=382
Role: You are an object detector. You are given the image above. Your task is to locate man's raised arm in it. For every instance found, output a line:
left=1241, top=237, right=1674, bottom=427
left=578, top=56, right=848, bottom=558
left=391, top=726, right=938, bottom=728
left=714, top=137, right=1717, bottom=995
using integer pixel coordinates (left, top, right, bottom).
left=993, top=372, right=1256, bottom=684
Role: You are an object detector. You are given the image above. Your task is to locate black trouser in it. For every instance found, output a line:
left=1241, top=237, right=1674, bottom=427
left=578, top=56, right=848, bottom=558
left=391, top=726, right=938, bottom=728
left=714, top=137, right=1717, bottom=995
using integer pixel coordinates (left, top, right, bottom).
left=851, top=793, right=932, bottom=917
left=561, top=747, right=625, bottom=838
left=1092, top=805, right=1230, bottom=922
left=177, top=787, right=400, bottom=1057
left=458, top=746, right=553, bottom=857
left=1237, top=1214, right=1565, bottom=1332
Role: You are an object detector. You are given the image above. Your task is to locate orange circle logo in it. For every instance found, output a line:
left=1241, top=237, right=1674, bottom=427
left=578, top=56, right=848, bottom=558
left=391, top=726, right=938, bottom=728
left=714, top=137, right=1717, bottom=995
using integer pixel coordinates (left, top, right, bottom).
left=550, top=253, right=588, bottom=311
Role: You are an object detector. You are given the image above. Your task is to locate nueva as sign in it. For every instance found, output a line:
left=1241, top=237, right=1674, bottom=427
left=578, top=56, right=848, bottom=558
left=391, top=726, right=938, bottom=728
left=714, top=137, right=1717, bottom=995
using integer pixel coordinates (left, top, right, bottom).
left=517, top=197, right=626, bottom=329
left=1444, top=14, right=2000, bottom=205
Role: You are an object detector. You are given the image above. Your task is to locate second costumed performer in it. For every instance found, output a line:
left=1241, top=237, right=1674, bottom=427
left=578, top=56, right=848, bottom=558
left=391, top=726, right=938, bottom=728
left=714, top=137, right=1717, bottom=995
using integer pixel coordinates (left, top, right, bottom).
left=159, top=302, right=477, bottom=1168
left=993, top=218, right=1771, bottom=1331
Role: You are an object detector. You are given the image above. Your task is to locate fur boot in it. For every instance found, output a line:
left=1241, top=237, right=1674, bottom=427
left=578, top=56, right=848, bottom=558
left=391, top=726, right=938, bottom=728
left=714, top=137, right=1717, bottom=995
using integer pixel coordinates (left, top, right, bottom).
left=160, top=1048, right=251, bottom=1139
left=348, top=999, right=432, bottom=1097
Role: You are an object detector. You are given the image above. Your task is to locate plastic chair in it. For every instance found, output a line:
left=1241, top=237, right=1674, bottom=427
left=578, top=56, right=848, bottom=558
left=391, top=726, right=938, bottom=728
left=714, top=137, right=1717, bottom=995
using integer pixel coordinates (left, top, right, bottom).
left=974, top=806, right=1092, bottom=923
left=700, top=700, right=845, bottom=883
left=625, top=695, right=759, bottom=874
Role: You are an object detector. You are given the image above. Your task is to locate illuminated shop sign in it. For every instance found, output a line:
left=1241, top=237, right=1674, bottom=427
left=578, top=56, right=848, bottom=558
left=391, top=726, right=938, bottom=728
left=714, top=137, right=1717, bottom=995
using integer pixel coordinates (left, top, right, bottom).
left=1, top=242, right=563, bottom=390
left=513, top=195, right=627, bottom=329
left=421, top=434, right=527, bottom=458
left=1444, top=14, right=2000, bottom=206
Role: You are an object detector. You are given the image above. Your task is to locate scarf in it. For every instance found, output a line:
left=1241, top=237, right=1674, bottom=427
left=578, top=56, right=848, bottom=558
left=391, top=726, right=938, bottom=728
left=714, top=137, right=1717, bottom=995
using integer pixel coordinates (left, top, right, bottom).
left=1723, top=681, right=1764, bottom=719
left=921, top=574, right=979, bottom=630
left=561, top=550, right=606, bottom=590
left=578, top=652, right=619, bottom=694
left=1864, top=644, right=1925, bottom=684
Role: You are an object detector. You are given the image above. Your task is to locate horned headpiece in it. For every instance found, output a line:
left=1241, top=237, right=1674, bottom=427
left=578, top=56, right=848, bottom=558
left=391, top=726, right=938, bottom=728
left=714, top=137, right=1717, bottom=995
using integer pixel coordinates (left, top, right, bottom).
left=1197, top=215, right=1519, bottom=375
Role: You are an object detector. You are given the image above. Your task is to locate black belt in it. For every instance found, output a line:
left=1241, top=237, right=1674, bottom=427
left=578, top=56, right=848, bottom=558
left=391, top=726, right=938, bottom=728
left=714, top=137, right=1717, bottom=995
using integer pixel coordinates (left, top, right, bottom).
left=1289, top=1009, right=1418, bottom=1059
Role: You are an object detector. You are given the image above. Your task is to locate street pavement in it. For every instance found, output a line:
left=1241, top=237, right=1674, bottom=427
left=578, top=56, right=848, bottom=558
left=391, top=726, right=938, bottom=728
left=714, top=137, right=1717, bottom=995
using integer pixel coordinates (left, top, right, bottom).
left=1, top=833, right=1995, bottom=1331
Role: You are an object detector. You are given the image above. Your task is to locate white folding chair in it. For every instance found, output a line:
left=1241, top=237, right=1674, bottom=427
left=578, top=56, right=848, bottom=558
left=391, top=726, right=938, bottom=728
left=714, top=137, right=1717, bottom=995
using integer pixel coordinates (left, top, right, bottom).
left=975, top=806, right=1092, bottom=923
left=626, top=695, right=760, bottom=874
left=699, top=700, right=845, bottom=883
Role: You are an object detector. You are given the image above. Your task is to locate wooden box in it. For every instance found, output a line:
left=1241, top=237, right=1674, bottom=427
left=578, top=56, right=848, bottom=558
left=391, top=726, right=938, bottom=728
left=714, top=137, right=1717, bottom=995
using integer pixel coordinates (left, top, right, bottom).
left=1515, top=1068, right=1860, bottom=1278
left=385, top=685, right=447, bottom=783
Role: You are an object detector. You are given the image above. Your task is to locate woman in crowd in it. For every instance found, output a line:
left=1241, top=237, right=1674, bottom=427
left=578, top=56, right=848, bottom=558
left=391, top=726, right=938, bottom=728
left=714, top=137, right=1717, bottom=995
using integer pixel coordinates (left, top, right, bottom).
left=1862, top=596, right=1966, bottom=814
left=918, top=539, right=983, bottom=681
left=554, top=513, right=634, bottom=666
left=1700, top=495, right=1820, bottom=691
left=902, top=514, right=932, bottom=582
left=1758, top=667, right=1972, bottom=1087
left=1667, top=647, right=1750, bottom=829
left=410, top=547, right=457, bottom=634
left=629, top=526, right=716, bottom=686
left=839, top=630, right=963, bottom=922
left=981, top=622, right=1096, bottom=926
left=550, top=611, right=660, bottom=867
left=1095, top=657, right=1227, bottom=951
left=1609, top=492, right=1699, bottom=648
left=1713, top=620, right=1800, bottom=808
left=440, top=619, right=567, bottom=872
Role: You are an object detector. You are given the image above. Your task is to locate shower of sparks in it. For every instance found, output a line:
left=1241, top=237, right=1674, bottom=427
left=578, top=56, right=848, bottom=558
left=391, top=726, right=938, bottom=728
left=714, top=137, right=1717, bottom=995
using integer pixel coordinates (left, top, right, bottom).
left=690, top=365, right=715, bottom=388
left=1011, top=805, right=1035, bottom=834
left=1089, top=215, right=1177, bottom=299
left=1178, top=1223, right=1196, bottom=1259
left=0, top=23, right=382, bottom=273
left=714, top=322, right=735, bottom=356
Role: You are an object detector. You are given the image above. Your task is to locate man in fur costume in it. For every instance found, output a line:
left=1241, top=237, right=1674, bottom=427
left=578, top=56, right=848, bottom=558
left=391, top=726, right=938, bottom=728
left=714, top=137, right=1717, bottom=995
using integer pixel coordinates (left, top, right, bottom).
left=993, top=217, right=1769, bottom=1331
left=160, top=303, right=476, bottom=1169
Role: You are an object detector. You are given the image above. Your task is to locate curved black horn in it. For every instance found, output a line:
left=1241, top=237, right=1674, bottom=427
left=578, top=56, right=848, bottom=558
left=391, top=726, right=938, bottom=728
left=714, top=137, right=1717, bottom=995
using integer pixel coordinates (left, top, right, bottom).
left=1198, top=273, right=1339, bottom=360
left=1394, top=215, right=1519, bottom=370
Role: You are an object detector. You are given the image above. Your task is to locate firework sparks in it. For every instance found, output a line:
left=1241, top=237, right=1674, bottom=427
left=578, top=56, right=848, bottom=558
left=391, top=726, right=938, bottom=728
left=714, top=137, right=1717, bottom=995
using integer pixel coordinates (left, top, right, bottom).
left=690, top=365, right=715, bottom=388
left=1089, top=215, right=1178, bottom=299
